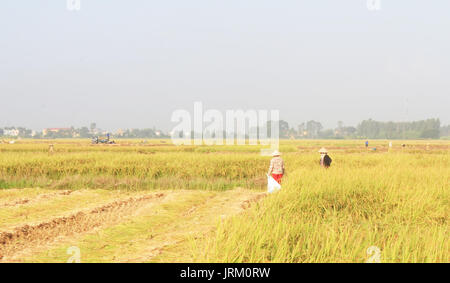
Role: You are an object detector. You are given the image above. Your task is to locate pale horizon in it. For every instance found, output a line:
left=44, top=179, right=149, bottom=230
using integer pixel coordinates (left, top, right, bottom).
left=1, top=1, right=449, bottom=132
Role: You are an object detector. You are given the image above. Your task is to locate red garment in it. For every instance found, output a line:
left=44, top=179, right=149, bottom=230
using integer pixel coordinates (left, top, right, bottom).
left=272, top=173, right=283, bottom=184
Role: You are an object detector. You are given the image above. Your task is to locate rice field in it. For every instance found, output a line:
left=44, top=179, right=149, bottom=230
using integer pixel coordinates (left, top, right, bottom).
left=0, top=139, right=448, bottom=262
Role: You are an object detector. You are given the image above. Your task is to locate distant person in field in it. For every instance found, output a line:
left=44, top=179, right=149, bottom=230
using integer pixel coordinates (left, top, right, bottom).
left=319, top=148, right=332, bottom=168
left=267, top=150, right=285, bottom=184
left=365, top=140, right=369, bottom=148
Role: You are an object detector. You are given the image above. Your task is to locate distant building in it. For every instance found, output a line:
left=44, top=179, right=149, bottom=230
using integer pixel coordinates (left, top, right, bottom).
left=116, top=129, right=125, bottom=137
left=3, top=129, right=19, bottom=137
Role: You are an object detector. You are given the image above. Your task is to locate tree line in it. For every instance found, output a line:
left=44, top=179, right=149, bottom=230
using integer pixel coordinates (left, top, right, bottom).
left=276, top=118, right=444, bottom=139
left=0, top=118, right=447, bottom=139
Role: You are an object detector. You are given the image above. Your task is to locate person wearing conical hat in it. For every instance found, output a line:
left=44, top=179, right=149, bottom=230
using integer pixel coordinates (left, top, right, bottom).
left=319, top=147, right=332, bottom=168
left=267, top=150, right=285, bottom=184
left=48, top=144, right=54, bottom=155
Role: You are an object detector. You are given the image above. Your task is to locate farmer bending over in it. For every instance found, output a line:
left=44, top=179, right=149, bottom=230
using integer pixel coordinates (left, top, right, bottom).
left=319, top=148, right=332, bottom=168
left=267, top=150, right=285, bottom=184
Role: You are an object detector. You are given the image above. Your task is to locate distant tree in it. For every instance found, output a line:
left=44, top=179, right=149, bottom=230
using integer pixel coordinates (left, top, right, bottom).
left=265, top=120, right=289, bottom=139
left=357, top=118, right=440, bottom=139
left=440, top=125, right=450, bottom=138
left=32, top=132, right=42, bottom=139
left=297, top=123, right=306, bottom=137
left=279, top=120, right=290, bottom=138
left=306, top=120, right=323, bottom=138
left=334, top=121, right=345, bottom=138
left=79, top=127, right=90, bottom=138
left=90, top=123, right=97, bottom=133
left=318, top=129, right=334, bottom=139
left=343, top=126, right=357, bottom=137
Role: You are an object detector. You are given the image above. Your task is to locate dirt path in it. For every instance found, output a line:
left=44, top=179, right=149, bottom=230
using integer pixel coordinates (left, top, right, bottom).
left=122, top=188, right=266, bottom=262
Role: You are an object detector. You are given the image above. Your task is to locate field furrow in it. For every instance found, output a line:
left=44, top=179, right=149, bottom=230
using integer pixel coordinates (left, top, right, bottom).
left=0, top=190, right=73, bottom=207
left=0, top=191, right=166, bottom=261
left=4, top=188, right=265, bottom=263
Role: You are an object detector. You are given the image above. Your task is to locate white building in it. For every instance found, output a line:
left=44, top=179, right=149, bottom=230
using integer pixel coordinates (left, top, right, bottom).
left=3, top=129, right=19, bottom=136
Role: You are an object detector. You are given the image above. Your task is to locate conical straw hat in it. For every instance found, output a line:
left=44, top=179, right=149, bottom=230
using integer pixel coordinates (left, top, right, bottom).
left=318, top=147, right=328, bottom=153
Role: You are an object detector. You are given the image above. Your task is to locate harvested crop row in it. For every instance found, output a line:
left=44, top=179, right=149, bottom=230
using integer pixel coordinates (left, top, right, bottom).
left=0, top=192, right=165, bottom=261
left=122, top=189, right=266, bottom=263
left=18, top=189, right=266, bottom=263
left=0, top=190, right=73, bottom=207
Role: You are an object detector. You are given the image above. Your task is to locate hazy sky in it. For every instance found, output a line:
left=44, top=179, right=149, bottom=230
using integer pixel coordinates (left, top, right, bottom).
left=1, top=0, right=449, bottom=131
